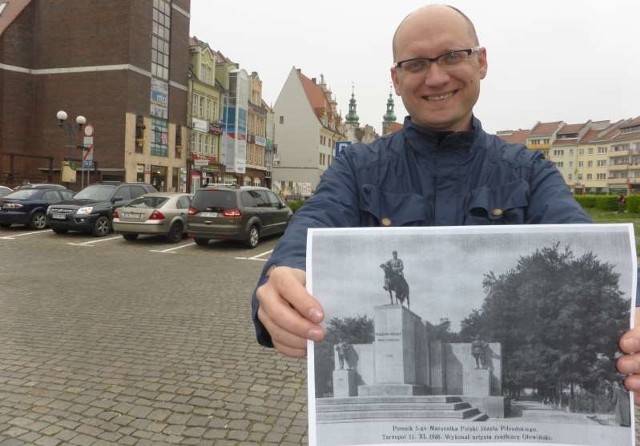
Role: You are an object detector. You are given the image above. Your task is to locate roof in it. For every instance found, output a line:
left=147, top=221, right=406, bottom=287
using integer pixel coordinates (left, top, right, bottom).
left=296, top=68, right=344, bottom=133
left=557, top=123, right=584, bottom=135
left=497, top=129, right=531, bottom=145
left=386, top=122, right=403, bottom=134
left=530, top=121, right=563, bottom=137
left=0, top=0, right=31, bottom=36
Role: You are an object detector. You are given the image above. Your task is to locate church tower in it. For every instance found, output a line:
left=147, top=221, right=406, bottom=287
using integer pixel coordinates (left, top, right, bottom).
left=382, top=91, right=397, bottom=135
left=344, top=85, right=360, bottom=142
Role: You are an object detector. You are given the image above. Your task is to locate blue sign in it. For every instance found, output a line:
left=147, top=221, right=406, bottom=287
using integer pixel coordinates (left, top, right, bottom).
left=335, top=141, right=352, bottom=157
left=83, top=160, right=94, bottom=168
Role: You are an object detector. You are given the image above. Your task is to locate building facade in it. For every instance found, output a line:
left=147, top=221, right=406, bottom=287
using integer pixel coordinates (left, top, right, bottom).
left=272, top=67, right=346, bottom=198
left=0, top=0, right=190, bottom=191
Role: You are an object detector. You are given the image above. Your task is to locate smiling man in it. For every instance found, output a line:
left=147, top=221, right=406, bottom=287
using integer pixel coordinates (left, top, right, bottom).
left=391, top=5, right=486, bottom=132
left=250, top=4, right=635, bottom=388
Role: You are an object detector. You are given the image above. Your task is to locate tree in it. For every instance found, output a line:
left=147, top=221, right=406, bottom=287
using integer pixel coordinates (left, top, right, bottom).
left=313, top=315, right=374, bottom=397
left=465, top=243, right=629, bottom=405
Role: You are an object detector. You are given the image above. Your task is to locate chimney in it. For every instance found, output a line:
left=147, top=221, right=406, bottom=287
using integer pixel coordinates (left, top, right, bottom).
left=311, top=77, right=317, bottom=84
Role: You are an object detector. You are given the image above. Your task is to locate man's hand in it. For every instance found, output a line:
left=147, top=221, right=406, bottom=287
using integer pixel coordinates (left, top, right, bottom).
left=256, top=266, right=325, bottom=358
left=617, top=308, right=640, bottom=405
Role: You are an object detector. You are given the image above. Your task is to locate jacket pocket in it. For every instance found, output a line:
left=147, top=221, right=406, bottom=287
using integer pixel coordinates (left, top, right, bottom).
left=360, top=184, right=426, bottom=226
left=464, top=181, right=529, bottom=225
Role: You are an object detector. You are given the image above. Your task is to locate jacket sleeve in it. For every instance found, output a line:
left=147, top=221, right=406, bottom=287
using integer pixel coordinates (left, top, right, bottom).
left=251, top=147, right=364, bottom=347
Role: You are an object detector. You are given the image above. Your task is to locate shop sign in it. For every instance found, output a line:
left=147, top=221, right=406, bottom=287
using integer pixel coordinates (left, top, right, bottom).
left=209, top=122, right=223, bottom=135
left=192, top=118, right=208, bottom=133
left=255, top=136, right=266, bottom=147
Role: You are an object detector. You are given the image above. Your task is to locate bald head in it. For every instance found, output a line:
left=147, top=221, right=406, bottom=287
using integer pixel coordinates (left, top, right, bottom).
left=392, top=4, right=479, bottom=61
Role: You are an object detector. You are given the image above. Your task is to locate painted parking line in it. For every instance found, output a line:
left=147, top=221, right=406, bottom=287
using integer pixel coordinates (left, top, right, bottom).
left=67, top=236, right=122, bottom=247
left=234, top=249, right=273, bottom=262
left=150, top=241, right=195, bottom=254
left=0, top=230, right=52, bottom=240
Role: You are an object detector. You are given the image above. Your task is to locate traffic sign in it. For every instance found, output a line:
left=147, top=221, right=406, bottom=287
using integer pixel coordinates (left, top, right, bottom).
left=83, top=160, right=94, bottom=168
left=84, top=124, right=94, bottom=137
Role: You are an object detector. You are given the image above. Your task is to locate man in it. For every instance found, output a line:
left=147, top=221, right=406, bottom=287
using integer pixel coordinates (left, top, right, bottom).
left=471, top=335, right=488, bottom=369
left=383, top=250, right=403, bottom=291
left=252, top=4, right=640, bottom=404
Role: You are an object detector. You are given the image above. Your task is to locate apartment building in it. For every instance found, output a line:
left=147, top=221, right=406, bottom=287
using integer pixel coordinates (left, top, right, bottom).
left=0, top=0, right=190, bottom=191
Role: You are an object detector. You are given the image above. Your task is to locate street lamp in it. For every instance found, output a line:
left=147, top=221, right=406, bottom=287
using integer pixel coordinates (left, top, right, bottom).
left=56, top=110, right=87, bottom=188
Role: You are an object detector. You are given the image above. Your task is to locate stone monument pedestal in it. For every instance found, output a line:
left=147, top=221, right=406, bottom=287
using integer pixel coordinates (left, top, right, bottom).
left=358, top=383, right=426, bottom=396
left=333, top=369, right=356, bottom=397
left=463, top=368, right=491, bottom=397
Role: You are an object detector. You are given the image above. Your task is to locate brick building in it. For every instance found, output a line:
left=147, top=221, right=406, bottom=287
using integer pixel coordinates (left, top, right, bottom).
left=0, top=0, right=190, bottom=191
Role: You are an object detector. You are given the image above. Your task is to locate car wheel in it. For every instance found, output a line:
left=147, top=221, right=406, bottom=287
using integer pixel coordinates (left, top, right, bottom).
left=166, top=222, right=183, bottom=243
left=92, top=216, right=111, bottom=237
left=244, top=225, right=259, bottom=249
left=122, top=233, right=138, bottom=241
left=51, top=227, right=68, bottom=234
left=0, top=223, right=11, bottom=228
left=194, top=237, right=209, bottom=246
left=29, top=211, right=47, bottom=230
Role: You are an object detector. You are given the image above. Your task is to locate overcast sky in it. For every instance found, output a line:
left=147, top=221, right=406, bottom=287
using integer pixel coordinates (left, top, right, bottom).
left=190, top=0, right=639, bottom=135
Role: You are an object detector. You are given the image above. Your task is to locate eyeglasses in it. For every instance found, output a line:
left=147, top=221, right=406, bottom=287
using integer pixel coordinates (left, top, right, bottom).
left=395, top=47, right=482, bottom=74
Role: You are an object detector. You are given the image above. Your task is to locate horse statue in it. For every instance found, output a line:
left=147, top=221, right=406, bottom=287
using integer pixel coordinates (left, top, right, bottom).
left=380, top=263, right=410, bottom=309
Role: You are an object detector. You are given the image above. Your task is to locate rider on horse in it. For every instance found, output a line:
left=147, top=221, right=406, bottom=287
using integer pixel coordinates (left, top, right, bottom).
left=383, top=250, right=404, bottom=291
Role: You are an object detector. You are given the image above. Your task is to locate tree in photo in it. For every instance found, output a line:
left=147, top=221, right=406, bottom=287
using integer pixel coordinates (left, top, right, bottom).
left=314, top=315, right=374, bottom=397
left=461, top=243, right=629, bottom=409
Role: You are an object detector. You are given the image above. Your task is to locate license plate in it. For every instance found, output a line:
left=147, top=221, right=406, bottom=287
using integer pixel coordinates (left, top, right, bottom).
left=122, top=213, right=142, bottom=219
left=199, top=212, right=218, bottom=218
left=52, top=213, right=66, bottom=220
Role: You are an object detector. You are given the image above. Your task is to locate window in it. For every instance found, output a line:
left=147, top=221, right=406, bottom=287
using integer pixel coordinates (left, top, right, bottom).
left=279, top=116, right=284, bottom=124
left=587, top=161, right=593, bottom=167
left=553, top=150, right=564, bottom=157
left=586, top=174, right=592, bottom=180
left=597, top=160, right=607, bottom=167
left=151, top=0, right=171, bottom=80
left=588, top=148, right=593, bottom=155
left=151, top=118, right=168, bottom=157
left=598, top=146, right=607, bottom=154
left=556, top=161, right=564, bottom=168
left=578, top=161, right=583, bottom=167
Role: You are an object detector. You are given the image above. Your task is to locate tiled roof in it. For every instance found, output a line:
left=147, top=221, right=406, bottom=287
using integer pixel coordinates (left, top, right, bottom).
left=557, top=123, right=584, bottom=135
left=578, top=129, right=601, bottom=144
left=387, top=122, right=403, bottom=134
left=530, top=121, right=563, bottom=136
left=297, top=70, right=332, bottom=122
left=0, top=0, right=31, bottom=37
left=497, top=129, right=531, bottom=145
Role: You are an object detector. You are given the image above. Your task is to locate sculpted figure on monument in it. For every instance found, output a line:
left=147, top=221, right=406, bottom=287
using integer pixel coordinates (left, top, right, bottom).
left=471, top=335, right=488, bottom=369
left=380, top=251, right=410, bottom=308
left=335, top=341, right=349, bottom=370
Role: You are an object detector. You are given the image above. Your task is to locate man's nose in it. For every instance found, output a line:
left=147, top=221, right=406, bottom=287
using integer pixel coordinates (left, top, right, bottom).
left=422, top=63, right=450, bottom=86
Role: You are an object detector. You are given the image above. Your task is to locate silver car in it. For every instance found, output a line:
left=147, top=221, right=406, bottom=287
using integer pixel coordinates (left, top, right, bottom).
left=112, top=192, right=192, bottom=243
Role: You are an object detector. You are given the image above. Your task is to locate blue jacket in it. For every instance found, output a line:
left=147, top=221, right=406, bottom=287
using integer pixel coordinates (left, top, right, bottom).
left=252, top=117, right=593, bottom=347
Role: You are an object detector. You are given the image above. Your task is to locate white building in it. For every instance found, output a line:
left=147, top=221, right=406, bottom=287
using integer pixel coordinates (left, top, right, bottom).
left=272, top=67, right=347, bottom=199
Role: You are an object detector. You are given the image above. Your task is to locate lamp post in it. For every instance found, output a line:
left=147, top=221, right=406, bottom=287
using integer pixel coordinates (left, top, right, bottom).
left=56, top=110, right=87, bottom=188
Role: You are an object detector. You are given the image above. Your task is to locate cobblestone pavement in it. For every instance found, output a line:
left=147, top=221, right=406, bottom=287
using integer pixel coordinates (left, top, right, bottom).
left=0, top=227, right=638, bottom=445
left=0, top=228, right=307, bottom=445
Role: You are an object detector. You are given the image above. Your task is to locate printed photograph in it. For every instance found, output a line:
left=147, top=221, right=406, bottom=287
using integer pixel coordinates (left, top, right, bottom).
left=306, top=224, right=636, bottom=446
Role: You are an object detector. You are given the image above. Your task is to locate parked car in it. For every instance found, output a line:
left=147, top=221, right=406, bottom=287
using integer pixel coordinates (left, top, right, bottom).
left=0, top=185, right=12, bottom=197
left=0, top=185, right=74, bottom=229
left=187, top=186, right=292, bottom=248
left=46, top=181, right=157, bottom=236
left=113, top=192, right=192, bottom=243
left=15, top=183, right=70, bottom=191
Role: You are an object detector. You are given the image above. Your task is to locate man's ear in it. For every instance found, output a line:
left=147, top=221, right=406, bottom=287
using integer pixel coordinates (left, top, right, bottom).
left=390, top=67, right=401, bottom=95
left=478, top=47, right=488, bottom=80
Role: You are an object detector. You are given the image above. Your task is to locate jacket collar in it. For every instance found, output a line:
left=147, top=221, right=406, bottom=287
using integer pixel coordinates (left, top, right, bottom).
left=403, top=116, right=479, bottom=153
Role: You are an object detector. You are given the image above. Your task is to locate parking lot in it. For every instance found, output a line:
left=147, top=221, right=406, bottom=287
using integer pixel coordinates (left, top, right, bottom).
left=0, top=227, right=307, bottom=445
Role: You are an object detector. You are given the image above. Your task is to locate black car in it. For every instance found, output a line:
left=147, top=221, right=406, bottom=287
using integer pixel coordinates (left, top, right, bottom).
left=0, top=186, right=74, bottom=229
left=47, top=181, right=157, bottom=236
left=187, top=186, right=292, bottom=248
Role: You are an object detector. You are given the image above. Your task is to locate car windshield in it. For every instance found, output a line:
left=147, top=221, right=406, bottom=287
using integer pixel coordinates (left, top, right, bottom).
left=127, top=196, right=169, bottom=208
left=4, top=189, right=39, bottom=200
left=192, top=190, right=236, bottom=211
left=73, top=184, right=116, bottom=201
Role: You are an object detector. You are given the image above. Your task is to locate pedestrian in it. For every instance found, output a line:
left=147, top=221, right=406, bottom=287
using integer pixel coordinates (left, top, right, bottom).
left=617, top=193, right=626, bottom=214
left=251, top=3, right=640, bottom=405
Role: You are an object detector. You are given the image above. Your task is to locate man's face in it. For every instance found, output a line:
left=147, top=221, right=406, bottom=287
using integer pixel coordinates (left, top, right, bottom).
left=390, top=8, right=487, bottom=132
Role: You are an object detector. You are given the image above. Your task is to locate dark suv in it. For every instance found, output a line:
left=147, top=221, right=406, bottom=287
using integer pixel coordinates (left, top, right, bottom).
left=187, top=186, right=292, bottom=248
left=47, top=181, right=157, bottom=236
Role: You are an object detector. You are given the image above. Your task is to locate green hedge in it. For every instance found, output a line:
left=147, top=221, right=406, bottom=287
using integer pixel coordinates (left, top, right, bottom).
left=286, top=199, right=305, bottom=213
left=574, top=194, right=624, bottom=212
